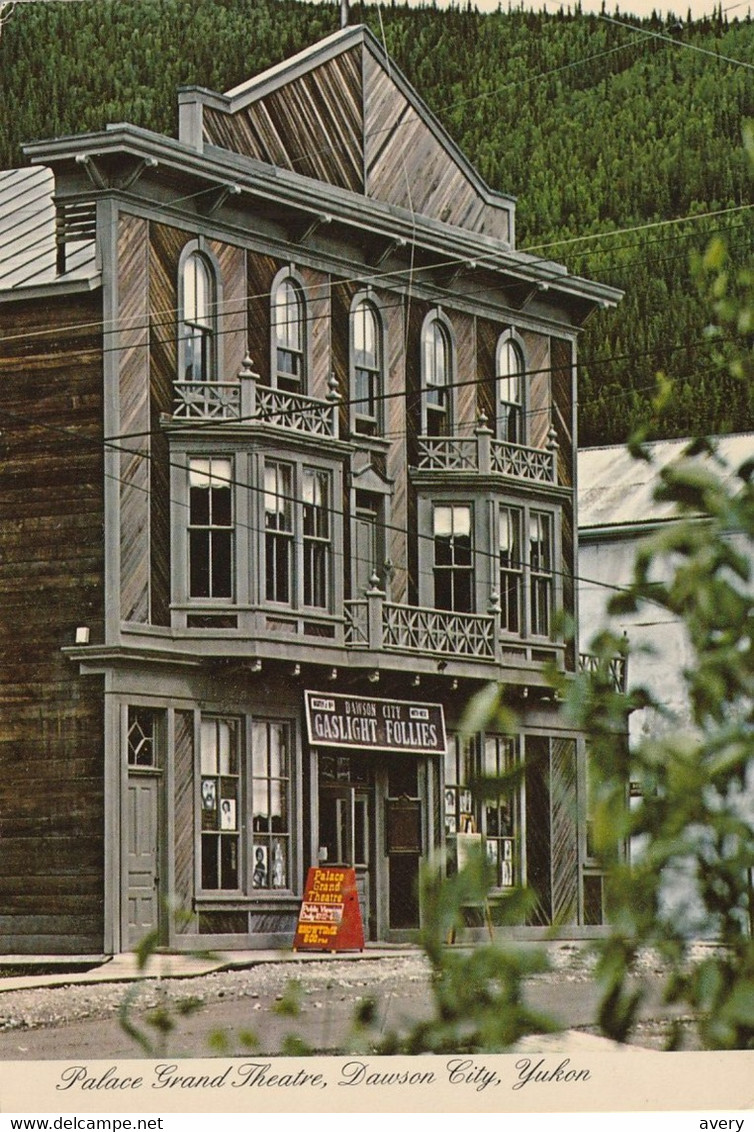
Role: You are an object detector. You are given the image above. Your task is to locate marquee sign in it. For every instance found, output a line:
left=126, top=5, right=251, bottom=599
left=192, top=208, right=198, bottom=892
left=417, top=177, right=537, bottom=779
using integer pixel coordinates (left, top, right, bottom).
left=304, top=691, right=446, bottom=756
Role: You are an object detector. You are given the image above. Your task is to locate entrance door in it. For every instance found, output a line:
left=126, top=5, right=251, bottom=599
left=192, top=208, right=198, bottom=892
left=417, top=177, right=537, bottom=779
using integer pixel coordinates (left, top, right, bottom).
left=126, top=773, right=160, bottom=948
left=319, top=783, right=373, bottom=938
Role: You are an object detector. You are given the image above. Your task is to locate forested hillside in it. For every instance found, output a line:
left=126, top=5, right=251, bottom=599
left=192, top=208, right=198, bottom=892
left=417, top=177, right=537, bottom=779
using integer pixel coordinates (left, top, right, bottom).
left=1, top=0, right=753, bottom=446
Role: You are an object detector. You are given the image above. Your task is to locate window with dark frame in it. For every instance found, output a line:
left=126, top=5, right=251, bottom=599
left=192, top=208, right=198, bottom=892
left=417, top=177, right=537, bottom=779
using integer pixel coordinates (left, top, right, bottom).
left=443, top=733, right=519, bottom=890
left=302, top=468, right=330, bottom=609
left=181, top=252, right=215, bottom=384
left=188, top=457, right=233, bottom=600
left=273, top=277, right=305, bottom=391
left=481, top=735, right=517, bottom=888
left=433, top=503, right=473, bottom=612
left=200, top=717, right=240, bottom=892
left=529, top=509, right=553, bottom=636
left=264, top=461, right=293, bottom=604
left=499, top=504, right=523, bottom=633
left=422, top=317, right=452, bottom=437
left=251, top=720, right=291, bottom=891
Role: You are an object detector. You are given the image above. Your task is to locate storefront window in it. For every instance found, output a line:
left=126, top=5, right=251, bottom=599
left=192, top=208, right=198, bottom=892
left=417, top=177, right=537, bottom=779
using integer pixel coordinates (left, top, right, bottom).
left=444, top=733, right=519, bottom=889
left=251, top=720, right=291, bottom=890
left=200, top=717, right=240, bottom=891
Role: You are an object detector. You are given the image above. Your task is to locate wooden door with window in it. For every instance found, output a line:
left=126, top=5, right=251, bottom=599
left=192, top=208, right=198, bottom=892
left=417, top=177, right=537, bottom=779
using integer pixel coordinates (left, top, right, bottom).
left=318, top=766, right=374, bottom=938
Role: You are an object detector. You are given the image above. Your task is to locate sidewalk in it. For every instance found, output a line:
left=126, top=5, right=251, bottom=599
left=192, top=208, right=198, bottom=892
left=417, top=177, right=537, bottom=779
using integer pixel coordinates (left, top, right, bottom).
left=0, top=943, right=421, bottom=995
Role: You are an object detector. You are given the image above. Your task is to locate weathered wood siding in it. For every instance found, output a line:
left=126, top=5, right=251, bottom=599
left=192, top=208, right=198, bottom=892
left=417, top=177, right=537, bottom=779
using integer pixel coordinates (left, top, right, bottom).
left=119, top=213, right=150, bottom=624
left=522, top=331, right=550, bottom=450
left=173, top=709, right=196, bottom=934
left=209, top=240, right=247, bottom=381
left=247, top=251, right=279, bottom=385
left=149, top=223, right=187, bottom=624
left=299, top=266, right=330, bottom=401
left=551, top=337, right=576, bottom=670
left=384, top=290, right=408, bottom=604
left=363, top=52, right=510, bottom=241
left=454, top=311, right=475, bottom=428
left=475, top=318, right=497, bottom=426
left=0, top=289, right=105, bottom=954
left=203, top=47, right=364, bottom=193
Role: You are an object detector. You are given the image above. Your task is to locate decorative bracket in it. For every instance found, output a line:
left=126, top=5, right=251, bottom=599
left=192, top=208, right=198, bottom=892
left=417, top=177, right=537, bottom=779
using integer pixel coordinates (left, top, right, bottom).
left=292, top=211, right=332, bottom=244
left=204, top=183, right=242, bottom=216
left=75, top=153, right=109, bottom=190
left=117, top=156, right=158, bottom=193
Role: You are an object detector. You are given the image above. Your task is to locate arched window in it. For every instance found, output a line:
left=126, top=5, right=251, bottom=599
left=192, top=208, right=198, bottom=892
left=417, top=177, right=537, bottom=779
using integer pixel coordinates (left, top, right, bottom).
left=422, top=315, right=453, bottom=437
left=352, top=298, right=383, bottom=435
left=272, top=275, right=305, bottom=391
left=181, top=250, right=216, bottom=383
left=496, top=334, right=525, bottom=444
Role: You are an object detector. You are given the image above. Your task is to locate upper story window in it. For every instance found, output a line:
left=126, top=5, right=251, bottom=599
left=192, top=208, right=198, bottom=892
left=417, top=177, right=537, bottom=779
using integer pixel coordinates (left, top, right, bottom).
left=498, top=503, right=554, bottom=639
left=302, top=469, right=330, bottom=609
left=351, top=298, right=383, bottom=436
left=529, top=509, right=553, bottom=636
left=188, top=457, right=233, bottom=600
left=272, top=274, right=305, bottom=392
left=180, top=249, right=216, bottom=383
left=264, top=458, right=332, bottom=613
left=497, top=333, right=525, bottom=444
left=422, top=313, right=453, bottom=437
left=433, top=503, right=473, bottom=612
left=499, top=505, right=522, bottom=634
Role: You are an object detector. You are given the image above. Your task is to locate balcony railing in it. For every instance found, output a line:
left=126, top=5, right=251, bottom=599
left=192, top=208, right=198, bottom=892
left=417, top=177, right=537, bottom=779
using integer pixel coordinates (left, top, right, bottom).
left=344, top=582, right=564, bottom=669
left=579, top=651, right=628, bottom=694
left=173, top=381, right=242, bottom=420
left=171, top=357, right=340, bottom=439
left=417, top=417, right=558, bottom=485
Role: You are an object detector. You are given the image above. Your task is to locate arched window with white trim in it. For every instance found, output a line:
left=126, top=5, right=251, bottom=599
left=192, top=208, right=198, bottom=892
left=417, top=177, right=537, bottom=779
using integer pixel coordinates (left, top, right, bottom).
left=496, top=333, right=525, bottom=444
left=180, top=249, right=216, bottom=383
left=272, top=274, right=305, bottom=392
left=422, top=313, right=454, bottom=437
left=351, top=297, right=383, bottom=435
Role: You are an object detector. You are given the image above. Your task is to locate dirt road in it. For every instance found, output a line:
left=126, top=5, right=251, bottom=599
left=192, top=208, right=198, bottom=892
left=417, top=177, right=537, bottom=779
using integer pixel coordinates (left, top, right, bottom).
left=0, top=947, right=692, bottom=1060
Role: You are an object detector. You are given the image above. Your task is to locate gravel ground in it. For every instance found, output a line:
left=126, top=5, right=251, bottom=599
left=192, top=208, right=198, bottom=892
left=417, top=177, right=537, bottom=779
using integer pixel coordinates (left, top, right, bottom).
left=0, top=944, right=705, bottom=1057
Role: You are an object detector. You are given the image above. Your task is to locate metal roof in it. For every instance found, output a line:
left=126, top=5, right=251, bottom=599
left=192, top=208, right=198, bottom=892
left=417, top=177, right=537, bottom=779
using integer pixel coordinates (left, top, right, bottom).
left=578, top=434, right=753, bottom=531
left=0, top=166, right=96, bottom=291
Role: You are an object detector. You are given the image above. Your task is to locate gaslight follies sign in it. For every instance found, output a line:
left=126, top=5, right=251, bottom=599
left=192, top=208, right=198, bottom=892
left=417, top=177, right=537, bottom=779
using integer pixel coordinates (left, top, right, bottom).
left=293, top=866, right=364, bottom=952
left=304, top=691, right=446, bottom=755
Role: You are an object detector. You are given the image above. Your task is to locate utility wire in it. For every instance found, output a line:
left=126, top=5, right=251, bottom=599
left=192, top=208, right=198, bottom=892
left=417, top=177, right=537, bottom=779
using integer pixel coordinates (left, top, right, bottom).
left=0, top=397, right=677, bottom=610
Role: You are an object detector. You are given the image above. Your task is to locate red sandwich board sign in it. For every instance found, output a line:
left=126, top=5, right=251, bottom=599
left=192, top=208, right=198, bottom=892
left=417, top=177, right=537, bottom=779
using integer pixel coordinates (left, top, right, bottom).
left=293, top=866, right=365, bottom=952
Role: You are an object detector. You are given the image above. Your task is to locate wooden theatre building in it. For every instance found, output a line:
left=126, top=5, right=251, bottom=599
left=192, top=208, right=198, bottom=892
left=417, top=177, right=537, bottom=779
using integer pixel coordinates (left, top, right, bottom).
left=0, top=25, right=623, bottom=955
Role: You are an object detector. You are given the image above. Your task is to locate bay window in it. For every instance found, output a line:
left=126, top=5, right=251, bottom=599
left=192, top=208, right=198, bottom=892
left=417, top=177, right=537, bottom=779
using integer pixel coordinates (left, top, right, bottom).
left=497, top=503, right=556, bottom=639
left=530, top=509, right=553, bottom=636
left=264, top=461, right=293, bottom=604
left=433, top=503, right=473, bottom=612
left=263, top=458, right=333, bottom=613
left=188, top=457, right=233, bottom=600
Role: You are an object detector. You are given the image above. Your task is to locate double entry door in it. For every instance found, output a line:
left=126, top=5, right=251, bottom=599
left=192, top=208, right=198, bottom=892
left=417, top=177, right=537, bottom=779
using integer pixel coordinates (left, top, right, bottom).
left=317, top=753, right=427, bottom=941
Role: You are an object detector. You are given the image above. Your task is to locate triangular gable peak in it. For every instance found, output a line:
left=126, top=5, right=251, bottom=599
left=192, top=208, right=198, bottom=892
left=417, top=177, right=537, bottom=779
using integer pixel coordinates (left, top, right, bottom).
left=178, top=25, right=515, bottom=245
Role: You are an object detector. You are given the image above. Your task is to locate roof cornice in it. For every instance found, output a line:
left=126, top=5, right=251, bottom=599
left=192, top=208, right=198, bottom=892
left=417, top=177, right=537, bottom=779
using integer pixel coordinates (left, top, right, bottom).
left=23, top=125, right=622, bottom=312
